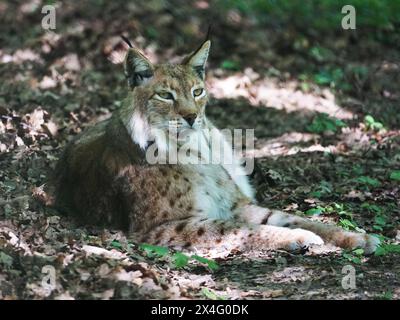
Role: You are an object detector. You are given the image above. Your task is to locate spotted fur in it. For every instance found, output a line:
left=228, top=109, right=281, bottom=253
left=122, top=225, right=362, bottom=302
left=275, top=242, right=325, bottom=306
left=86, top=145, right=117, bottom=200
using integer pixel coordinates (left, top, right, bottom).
left=53, top=39, right=379, bottom=255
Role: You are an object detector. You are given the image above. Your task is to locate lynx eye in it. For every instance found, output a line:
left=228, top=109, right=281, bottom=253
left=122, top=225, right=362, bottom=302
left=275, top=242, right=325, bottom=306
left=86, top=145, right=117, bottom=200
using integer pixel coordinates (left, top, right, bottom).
left=157, top=91, right=174, bottom=100
left=193, top=88, right=204, bottom=97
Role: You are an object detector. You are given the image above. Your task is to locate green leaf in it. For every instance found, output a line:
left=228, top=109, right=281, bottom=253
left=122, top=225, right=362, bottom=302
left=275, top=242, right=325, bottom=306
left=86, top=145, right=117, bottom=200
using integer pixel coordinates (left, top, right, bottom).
left=383, top=244, right=400, bottom=253
left=300, top=82, right=310, bottom=92
left=0, top=252, right=13, bottom=268
left=313, top=68, right=344, bottom=86
left=374, top=215, right=386, bottom=226
left=172, top=252, right=190, bottom=269
left=379, top=291, right=393, bottom=300
left=305, top=207, right=324, bottom=216
left=220, top=60, right=240, bottom=70
left=310, top=191, right=322, bottom=198
left=201, top=288, right=225, bottom=300
left=352, top=248, right=364, bottom=256
left=145, top=26, right=159, bottom=39
left=192, top=255, right=219, bottom=271
left=314, top=71, right=332, bottom=85
left=309, top=46, right=333, bottom=62
left=356, top=176, right=381, bottom=187
left=342, top=252, right=361, bottom=264
left=3, top=180, right=17, bottom=191
left=389, top=170, right=400, bottom=181
left=361, top=203, right=383, bottom=214
left=307, top=113, right=347, bottom=134
left=374, top=246, right=387, bottom=256
left=339, top=218, right=357, bottom=231
left=374, top=244, right=400, bottom=256
left=110, top=240, right=123, bottom=249
left=364, top=115, right=384, bottom=131
left=139, top=243, right=169, bottom=257
left=364, top=115, right=375, bottom=125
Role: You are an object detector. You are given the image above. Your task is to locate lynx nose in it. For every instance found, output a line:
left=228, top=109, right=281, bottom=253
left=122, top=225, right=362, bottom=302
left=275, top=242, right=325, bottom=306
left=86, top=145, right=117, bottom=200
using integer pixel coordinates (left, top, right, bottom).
left=183, top=113, right=197, bottom=127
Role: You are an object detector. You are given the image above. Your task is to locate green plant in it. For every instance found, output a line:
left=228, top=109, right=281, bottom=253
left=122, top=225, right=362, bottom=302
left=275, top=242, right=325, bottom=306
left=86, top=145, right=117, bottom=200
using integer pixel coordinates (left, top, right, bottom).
left=0, top=252, right=13, bottom=270
left=305, top=207, right=324, bottom=216
left=375, top=244, right=400, bottom=256
left=139, top=243, right=219, bottom=271
left=307, top=113, right=347, bottom=133
left=377, top=291, right=393, bottom=300
left=342, top=248, right=364, bottom=264
left=220, top=0, right=400, bottom=34
left=304, top=203, right=363, bottom=232
left=355, top=176, right=381, bottom=188
left=110, top=240, right=123, bottom=250
left=389, top=170, right=400, bottom=181
left=172, top=252, right=190, bottom=268
left=139, top=243, right=169, bottom=258
left=309, top=46, right=334, bottom=62
left=191, top=255, right=219, bottom=271
left=331, top=203, right=362, bottom=232
left=338, top=218, right=359, bottom=231
left=364, top=115, right=384, bottom=131
left=373, top=215, right=387, bottom=232
left=361, top=203, right=388, bottom=232
left=310, top=181, right=333, bottom=198
left=201, top=288, right=226, bottom=300
left=220, top=59, right=241, bottom=71
left=351, top=164, right=365, bottom=176
left=313, top=68, right=344, bottom=87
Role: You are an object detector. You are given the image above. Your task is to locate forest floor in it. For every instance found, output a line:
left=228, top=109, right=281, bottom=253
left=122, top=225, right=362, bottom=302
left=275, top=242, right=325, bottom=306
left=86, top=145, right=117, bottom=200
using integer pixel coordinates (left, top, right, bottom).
left=1, top=1, right=399, bottom=299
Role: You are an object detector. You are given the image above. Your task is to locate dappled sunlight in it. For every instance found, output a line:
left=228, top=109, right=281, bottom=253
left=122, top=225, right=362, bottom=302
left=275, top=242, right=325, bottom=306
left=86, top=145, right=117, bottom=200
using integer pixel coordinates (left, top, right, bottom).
left=0, top=49, right=43, bottom=65
left=1, top=0, right=399, bottom=301
left=245, top=131, right=336, bottom=159
left=339, top=126, right=400, bottom=152
left=244, top=122, right=400, bottom=159
left=208, top=70, right=354, bottom=119
left=18, top=0, right=42, bottom=15
left=246, top=127, right=400, bottom=159
left=193, top=1, right=210, bottom=10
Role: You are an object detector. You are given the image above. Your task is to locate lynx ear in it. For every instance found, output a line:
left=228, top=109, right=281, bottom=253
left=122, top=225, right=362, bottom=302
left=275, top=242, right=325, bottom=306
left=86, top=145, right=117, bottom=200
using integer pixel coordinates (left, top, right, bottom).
left=184, top=40, right=211, bottom=79
left=124, top=48, right=154, bottom=88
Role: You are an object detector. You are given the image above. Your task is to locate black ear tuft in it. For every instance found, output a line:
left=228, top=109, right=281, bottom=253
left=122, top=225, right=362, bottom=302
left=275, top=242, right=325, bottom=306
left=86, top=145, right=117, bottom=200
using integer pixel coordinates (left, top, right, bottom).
left=205, top=24, right=212, bottom=41
left=121, top=35, right=133, bottom=48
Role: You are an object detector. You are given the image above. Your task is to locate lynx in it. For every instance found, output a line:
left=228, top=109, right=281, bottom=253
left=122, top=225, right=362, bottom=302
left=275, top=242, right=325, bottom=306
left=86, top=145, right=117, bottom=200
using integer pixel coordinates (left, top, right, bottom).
left=53, top=38, right=379, bottom=255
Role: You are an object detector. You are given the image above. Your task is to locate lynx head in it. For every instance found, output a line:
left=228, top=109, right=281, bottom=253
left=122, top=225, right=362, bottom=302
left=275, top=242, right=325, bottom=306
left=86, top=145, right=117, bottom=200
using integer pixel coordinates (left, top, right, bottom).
left=122, top=39, right=211, bottom=150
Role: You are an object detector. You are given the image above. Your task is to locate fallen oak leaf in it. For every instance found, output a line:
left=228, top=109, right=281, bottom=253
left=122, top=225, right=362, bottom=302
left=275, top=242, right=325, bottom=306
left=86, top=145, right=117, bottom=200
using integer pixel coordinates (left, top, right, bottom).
left=81, top=245, right=126, bottom=260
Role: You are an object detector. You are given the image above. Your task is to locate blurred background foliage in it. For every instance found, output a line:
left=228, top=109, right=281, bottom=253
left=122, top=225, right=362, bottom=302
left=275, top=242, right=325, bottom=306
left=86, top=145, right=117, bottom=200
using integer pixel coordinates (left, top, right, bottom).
left=221, top=0, right=400, bottom=41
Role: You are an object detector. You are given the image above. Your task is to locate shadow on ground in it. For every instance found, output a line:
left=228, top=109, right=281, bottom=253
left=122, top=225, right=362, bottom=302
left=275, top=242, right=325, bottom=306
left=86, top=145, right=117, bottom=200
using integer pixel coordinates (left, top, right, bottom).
left=1, top=0, right=399, bottom=299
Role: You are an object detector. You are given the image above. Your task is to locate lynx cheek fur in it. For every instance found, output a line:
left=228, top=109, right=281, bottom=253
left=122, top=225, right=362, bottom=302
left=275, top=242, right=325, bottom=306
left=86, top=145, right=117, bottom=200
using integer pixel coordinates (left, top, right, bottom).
left=54, top=39, right=379, bottom=255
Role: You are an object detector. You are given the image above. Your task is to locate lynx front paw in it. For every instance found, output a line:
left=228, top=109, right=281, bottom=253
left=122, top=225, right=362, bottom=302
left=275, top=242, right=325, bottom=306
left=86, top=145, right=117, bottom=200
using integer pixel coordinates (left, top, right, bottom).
left=285, top=228, right=324, bottom=252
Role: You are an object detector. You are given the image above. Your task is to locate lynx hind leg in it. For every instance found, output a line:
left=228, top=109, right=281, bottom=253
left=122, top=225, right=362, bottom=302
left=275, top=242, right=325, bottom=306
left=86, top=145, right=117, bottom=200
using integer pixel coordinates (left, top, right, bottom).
left=135, top=217, right=323, bottom=255
left=265, top=209, right=380, bottom=254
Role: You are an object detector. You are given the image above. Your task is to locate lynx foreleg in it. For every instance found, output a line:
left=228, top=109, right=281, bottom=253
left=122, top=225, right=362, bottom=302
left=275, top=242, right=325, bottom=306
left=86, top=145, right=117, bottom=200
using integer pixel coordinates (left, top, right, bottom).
left=134, top=216, right=323, bottom=253
left=238, top=205, right=380, bottom=254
